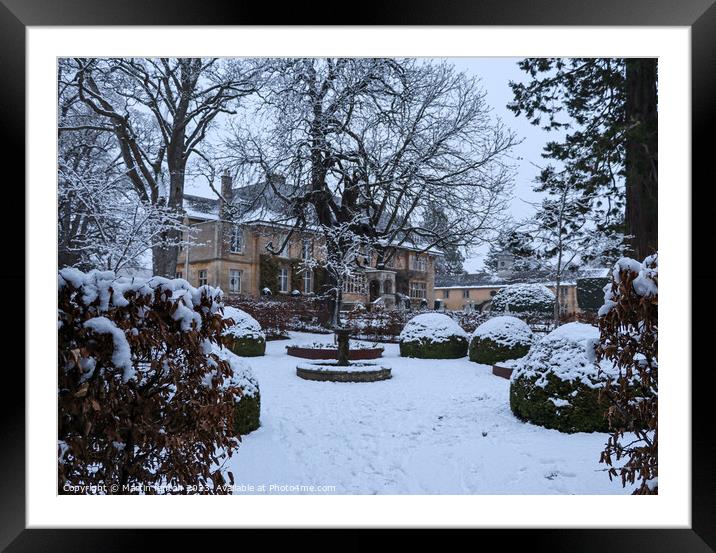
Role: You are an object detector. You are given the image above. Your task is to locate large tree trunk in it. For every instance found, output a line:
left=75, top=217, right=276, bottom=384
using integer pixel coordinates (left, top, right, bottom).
left=624, top=59, right=658, bottom=260
left=152, top=147, right=186, bottom=278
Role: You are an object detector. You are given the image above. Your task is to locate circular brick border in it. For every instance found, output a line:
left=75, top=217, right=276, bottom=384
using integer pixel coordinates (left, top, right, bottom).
left=492, top=364, right=515, bottom=379
left=296, top=362, right=392, bottom=382
left=287, top=345, right=383, bottom=360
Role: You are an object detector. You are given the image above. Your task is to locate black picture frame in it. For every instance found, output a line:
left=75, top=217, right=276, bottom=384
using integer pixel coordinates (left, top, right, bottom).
left=2, top=0, right=712, bottom=550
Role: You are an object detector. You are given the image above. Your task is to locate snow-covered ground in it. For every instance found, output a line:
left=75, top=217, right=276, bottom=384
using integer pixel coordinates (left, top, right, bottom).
left=227, top=331, right=634, bottom=495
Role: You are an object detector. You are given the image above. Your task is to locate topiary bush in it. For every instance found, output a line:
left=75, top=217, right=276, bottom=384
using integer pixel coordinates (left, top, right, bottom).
left=469, top=316, right=533, bottom=365
left=222, top=306, right=266, bottom=356
left=509, top=322, right=619, bottom=433
left=399, top=313, right=468, bottom=359
left=212, top=344, right=260, bottom=435
left=491, top=283, right=555, bottom=314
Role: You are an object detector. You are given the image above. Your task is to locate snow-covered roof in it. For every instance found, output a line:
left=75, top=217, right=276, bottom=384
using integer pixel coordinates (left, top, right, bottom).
left=435, top=267, right=610, bottom=290
left=184, top=191, right=443, bottom=255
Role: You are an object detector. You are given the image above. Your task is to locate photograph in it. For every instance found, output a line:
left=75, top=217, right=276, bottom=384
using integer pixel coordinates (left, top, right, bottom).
left=56, top=55, right=658, bottom=497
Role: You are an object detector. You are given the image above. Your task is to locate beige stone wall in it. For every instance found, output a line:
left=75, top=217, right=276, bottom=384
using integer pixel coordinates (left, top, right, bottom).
left=437, top=287, right=499, bottom=311
left=435, top=284, right=580, bottom=314
left=180, top=216, right=439, bottom=305
left=546, top=284, right=579, bottom=315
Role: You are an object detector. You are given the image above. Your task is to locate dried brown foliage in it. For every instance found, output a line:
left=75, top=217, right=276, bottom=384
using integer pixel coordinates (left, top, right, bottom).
left=344, top=308, right=407, bottom=342
left=596, top=255, right=658, bottom=494
left=226, top=295, right=332, bottom=339
left=58, top=272, right=243, bottom=494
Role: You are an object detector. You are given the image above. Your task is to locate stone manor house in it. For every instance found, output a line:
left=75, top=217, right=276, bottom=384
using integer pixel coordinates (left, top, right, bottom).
left=179, top=173, right=441, bottom=310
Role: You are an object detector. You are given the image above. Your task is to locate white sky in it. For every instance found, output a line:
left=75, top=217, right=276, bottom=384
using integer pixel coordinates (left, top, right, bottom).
left=448, top=57, right=561, bottom=271
left=185, top=57, right=564, bottom=272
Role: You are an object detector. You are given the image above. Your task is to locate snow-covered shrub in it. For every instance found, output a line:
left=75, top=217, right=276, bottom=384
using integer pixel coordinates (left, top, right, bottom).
left=469, top=316, right=533, bottom=365
left=509, top=322, right=619, bottom=433
left=491, top=283, right=555, bottom=314
left=399, top=313, right=469, bottom=359
left=222, top=306, right=266, bottom=357
left=57, top=268, right=248, bottom=494
left=211, top=344, right=260, bottom=435
left=596, top=254, right=658, bottom=494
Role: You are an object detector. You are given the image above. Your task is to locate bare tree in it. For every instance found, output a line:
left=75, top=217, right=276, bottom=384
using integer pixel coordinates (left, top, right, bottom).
left=223, top=58, right=517, bottom=291
left=61, top=57, right=260, bottom=276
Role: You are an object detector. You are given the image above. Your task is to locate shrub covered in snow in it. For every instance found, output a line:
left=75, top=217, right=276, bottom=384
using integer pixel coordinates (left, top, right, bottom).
left=57, top=268, right=250, bottom=494
left=491, top=283, right=555, bottom=314
left=509, top=322, right=619, bottom=433
left=211, top=344, right=260, bottom=435
left=469, top=316, right=533, bottom=365
left=222, top=306, right=266, bottom=357
left=399, top=313, right=469, bottom=359
left=596, top=254, right=658, bottom=494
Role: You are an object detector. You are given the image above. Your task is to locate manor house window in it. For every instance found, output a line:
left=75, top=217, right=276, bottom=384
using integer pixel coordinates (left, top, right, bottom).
left=230, top=225, right=244, bottom=253
left=303, top=269, right=314, bottom=294
left=410, top=281, right=427, bottom=299
left=411, top=254, right=427, bottom=272
left=229, top=269, right=242, bottom=294
left=343, top=274, right=366, bottom=295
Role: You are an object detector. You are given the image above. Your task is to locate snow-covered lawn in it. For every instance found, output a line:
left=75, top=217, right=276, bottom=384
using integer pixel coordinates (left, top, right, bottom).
left=228, top=331, right=633, bottom=495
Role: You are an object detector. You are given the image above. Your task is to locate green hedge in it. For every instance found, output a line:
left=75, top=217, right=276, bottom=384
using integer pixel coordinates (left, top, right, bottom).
left=225, top=336, right=266, bottom=357
left=399, top=336, right=468, bottom=359
left=234, top=392, right=261, bottom=435
left=469, top=337, right=530, bottom=365
left=510, top=372, right=612, bottom=433
left=576, top=277, right=610, bottom=312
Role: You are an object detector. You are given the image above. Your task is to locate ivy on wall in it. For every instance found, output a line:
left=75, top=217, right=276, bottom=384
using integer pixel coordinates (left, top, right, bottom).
left=395, top=269, right=421, bottom=295
left=259, top=254, right=280, bottom=293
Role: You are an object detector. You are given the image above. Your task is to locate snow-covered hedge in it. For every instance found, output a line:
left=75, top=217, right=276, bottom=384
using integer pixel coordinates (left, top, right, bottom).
left=211, top=344, right=260, bottom=435
left=596, top=254, right=658, bottom=494
left=469, top=316, right=533, bottom=365
left=57, top=268, right=249, bottom=494
left=399, top=313, right=469, bottom=359
left=222, top=306, right=266, bottom=357
left=491, top=283, right=555, bottom=314
left=509, top=322, right=619, bottom=433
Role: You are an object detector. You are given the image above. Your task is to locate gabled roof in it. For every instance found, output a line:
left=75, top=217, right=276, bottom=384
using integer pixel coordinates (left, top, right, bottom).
left=435, top=267, right=610, bottom=289
left=183, top=190, right=444, bottom=255
left=184, top=194, right=220, bottom=221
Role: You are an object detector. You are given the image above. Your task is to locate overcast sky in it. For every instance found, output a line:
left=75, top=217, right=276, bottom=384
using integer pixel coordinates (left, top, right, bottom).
left=184, top=57, right=564, bottom=272
left=447, top=57, right=561, bottom=271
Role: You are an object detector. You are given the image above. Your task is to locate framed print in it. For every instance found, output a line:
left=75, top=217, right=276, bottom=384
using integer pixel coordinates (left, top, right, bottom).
left=2, top=0, right=713, bottom=549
